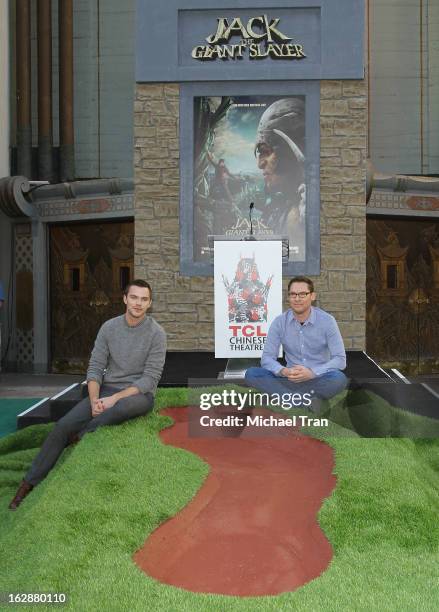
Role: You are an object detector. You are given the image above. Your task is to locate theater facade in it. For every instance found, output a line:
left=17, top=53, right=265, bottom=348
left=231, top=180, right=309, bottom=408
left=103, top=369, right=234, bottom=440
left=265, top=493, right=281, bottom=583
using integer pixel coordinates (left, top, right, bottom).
left=1, top=0, right=439, bottom=376
left=134, top=0, right=367, bottom=351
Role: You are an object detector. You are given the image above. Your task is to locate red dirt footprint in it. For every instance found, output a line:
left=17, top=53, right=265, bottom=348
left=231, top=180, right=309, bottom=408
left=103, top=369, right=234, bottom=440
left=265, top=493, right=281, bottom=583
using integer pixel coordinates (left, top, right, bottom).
left=134, top=406, right=336, bottom=596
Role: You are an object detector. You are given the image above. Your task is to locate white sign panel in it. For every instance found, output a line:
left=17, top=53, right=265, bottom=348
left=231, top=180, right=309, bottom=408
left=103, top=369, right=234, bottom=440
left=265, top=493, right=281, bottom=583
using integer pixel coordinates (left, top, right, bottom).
left=214, top=240, right=283, bottom=358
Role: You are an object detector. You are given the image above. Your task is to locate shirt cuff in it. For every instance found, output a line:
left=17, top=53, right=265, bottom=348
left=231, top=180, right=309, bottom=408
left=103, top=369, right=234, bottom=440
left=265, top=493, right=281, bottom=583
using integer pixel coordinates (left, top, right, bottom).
left=311, top=366, right=326, bottom=377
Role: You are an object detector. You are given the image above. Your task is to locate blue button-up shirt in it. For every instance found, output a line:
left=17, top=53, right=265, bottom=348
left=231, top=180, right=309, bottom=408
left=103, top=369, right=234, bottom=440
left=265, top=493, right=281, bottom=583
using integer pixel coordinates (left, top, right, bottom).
left=261, top=307, right=346, bottom=377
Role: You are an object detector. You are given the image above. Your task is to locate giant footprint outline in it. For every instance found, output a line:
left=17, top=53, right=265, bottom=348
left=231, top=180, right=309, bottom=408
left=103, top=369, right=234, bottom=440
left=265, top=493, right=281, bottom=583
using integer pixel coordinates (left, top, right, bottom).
left=134, top=406, right=336, bottom=596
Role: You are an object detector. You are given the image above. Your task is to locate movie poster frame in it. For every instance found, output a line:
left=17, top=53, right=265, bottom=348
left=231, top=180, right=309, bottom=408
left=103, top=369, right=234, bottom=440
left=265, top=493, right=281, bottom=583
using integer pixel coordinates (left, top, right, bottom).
left=180, top=81, right=320, bottom=276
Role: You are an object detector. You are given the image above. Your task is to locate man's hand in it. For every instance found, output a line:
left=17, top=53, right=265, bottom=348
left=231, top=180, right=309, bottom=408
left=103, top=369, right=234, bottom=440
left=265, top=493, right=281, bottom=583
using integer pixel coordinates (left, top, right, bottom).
left=91, top=395, right=117, bottom=417
left=91, top=398, right=105, bottom=417
left=281, top=365, right=315, bottom=382
left=100, top=395, right=117, bottom=410
left=88, top=380, right=102, bottom=416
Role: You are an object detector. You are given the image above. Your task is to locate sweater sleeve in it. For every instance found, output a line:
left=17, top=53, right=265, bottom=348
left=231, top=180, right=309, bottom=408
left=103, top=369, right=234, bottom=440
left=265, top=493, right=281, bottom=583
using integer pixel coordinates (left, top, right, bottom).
left=133, top=327, right=167, bottom=394
left=86, top=323, right=110, bottom=385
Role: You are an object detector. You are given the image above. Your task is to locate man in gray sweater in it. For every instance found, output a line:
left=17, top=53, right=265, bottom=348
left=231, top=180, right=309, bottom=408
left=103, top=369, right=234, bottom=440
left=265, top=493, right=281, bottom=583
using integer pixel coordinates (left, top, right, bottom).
left=9, top=279, right=166, bottom=510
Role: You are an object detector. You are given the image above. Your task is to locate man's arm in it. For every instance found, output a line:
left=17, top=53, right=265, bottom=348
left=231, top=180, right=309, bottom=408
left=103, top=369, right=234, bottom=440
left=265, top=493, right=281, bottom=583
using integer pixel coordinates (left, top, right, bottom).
left=86, top=324, right=109, bottom=386
left=86, top=325, right=109, bottom=414
left=133, top=328, right=167, bottom=394
left=224, top=167, right=239, bottom=180
left=88, top=380, right=100, bottom=402
left=95, top=385, right=140, bottom=412
left=261, top=319, right=284, bottom=375
left=92, top=327, right=166, bottom=413
left=88, top=380, right=104, bottom=416
left=311, top=317, right=346, bottom=377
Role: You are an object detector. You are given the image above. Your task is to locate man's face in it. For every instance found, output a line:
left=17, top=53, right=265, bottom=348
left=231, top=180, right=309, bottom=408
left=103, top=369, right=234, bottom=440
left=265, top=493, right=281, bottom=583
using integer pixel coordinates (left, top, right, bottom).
left=288, top=282, right=315, bottom=316
left=256, top=143, right=281, bottom=190
left=123, top=286, right=151, bottom=320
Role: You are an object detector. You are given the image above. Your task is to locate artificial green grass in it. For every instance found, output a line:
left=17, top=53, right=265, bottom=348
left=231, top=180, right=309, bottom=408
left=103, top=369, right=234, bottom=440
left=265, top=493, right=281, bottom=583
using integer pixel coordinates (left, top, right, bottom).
left=0, top=388, right=438, bottom=611
left=0, top=398, right=43, bottom=439
left=345, top=389, right=439, bottom=437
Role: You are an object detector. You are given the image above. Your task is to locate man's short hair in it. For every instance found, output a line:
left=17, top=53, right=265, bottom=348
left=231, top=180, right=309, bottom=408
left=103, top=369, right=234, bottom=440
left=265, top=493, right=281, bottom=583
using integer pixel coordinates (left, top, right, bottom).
left=288, top=276, right=314, bottom=293
left=123, top=279, right=152, bottom=299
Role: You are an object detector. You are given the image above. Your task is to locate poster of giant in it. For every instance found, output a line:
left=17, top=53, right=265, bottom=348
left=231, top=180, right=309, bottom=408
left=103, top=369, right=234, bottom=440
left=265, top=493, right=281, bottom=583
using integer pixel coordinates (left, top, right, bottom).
left=194, top=95, right=306, bottom=262
left=214, top=240, right=283, bottom=358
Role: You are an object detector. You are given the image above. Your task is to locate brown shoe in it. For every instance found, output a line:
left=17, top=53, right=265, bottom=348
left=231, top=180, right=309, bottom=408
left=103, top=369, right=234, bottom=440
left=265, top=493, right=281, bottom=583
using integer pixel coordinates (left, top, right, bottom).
left=67, top=433, right=80, bottom=446
left=8, top=480, right=34, bottom=510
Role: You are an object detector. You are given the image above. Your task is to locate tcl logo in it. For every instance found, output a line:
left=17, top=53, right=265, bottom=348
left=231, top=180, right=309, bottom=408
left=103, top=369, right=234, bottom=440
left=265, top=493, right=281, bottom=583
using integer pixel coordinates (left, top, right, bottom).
left=229, top=325, right=267, bottom=337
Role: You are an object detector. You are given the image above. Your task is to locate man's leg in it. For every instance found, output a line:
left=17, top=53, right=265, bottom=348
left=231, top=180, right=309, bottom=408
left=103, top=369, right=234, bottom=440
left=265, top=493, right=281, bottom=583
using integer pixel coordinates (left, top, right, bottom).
left=309, top=370, right=348, bottom=399
left=245, top=367, right=348, bottom=405
left=78, top=392, right=154, bottom=436
left=245, top=367, right=298, bottom=396
left=9, top=388, right=153, bottom=510
left=24, top=395, right=94, bottom=487
left=25, top=389, right=153, bottom=485
left=282, top=370, right=348, bottom=413
left=9, top=394, right=95, bottom=509
left=23, top=384, right=122, bottom=487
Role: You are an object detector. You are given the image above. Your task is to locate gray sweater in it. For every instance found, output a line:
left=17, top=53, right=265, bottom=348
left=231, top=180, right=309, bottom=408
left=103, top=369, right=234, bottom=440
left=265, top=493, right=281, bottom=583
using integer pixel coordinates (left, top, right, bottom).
left=86, top=315, right=166, bottom=395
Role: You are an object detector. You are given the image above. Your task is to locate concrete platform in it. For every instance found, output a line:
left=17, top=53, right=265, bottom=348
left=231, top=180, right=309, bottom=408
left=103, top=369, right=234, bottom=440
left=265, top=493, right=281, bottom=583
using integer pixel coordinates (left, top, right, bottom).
left=3, top=352, right=439, bottom=431
left=0, top=373, right=83, bottom=399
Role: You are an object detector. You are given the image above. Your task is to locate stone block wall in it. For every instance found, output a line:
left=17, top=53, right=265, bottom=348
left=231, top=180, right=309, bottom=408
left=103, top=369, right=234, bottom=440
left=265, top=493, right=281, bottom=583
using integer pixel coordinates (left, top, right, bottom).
left=318, top=81, right=367, bottom=349
left=134, top=80, right=366, bottom=350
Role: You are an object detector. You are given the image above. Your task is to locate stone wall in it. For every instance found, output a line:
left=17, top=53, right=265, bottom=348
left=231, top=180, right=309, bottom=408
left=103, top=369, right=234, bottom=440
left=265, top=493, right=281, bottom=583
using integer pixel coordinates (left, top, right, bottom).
left=318, top=81, right=367, bottom=349
left=134, top=80, right=366, bottom=350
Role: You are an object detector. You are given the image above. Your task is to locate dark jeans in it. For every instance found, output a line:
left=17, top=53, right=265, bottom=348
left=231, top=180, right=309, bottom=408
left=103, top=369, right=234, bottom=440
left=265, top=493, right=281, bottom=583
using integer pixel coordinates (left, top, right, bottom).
left=245, top=367, right=348, bottom=407
left=25, top=385, right=154, bottom=486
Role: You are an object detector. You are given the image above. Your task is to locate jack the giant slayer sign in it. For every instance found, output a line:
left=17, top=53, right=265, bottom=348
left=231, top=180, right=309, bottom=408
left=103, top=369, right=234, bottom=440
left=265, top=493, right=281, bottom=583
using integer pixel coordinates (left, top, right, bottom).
left=192, top=15, right=306, bottom=61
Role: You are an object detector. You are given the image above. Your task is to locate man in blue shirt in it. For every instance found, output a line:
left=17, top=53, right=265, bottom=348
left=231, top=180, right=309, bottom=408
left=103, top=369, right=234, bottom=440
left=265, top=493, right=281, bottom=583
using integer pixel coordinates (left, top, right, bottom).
left=245, top=276, right=348, bottom=409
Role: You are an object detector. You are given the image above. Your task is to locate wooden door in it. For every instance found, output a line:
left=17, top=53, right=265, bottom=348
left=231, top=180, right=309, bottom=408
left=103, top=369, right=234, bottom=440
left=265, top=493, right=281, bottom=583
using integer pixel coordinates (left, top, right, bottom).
left=49, top=220, right=134, bottom=373
left=366, top=218, right=439, bottom=375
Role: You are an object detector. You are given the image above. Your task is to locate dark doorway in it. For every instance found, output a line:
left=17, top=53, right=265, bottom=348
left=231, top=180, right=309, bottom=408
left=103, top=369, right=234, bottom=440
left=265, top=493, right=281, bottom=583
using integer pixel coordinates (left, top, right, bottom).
left=367, top=217, right=439, bottom=375
left=49, top=220, right=134, bottom=374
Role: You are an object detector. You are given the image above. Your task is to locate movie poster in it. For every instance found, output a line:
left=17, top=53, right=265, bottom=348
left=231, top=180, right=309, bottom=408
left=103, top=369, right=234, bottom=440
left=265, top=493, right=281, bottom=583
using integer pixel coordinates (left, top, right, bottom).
left=214, top=240, right=283, bottom=358
left=193, top=95, right=306, bottom=262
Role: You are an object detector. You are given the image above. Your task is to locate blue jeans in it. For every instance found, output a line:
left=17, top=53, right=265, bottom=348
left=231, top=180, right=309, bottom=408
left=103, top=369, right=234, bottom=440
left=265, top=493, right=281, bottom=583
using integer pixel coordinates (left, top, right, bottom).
left=245, top=367, right=348, bottom=404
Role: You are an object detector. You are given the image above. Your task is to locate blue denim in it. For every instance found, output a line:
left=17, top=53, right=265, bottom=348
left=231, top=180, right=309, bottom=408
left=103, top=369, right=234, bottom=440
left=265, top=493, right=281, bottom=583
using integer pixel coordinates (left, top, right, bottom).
left=245, top=367, right=348, bottom=403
